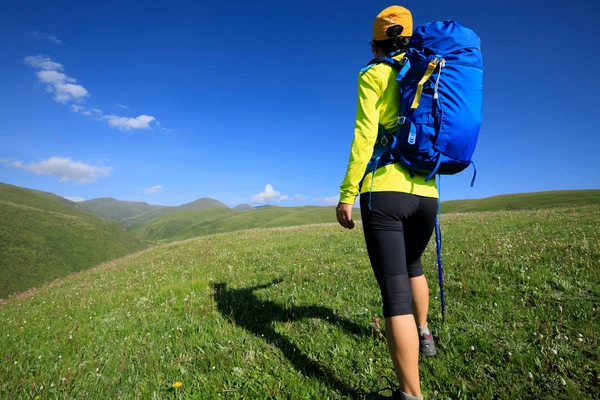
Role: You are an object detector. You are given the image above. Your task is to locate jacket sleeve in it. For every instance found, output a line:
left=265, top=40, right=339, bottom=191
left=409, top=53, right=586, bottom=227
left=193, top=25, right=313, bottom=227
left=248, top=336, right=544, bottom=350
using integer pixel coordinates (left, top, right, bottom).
left=339, top=68, right=382, bottom=204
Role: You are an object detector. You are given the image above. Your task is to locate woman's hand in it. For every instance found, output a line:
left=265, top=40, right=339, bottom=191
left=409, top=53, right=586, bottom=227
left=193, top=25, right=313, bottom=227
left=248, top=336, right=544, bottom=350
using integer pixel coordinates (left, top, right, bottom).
left=336, top=202, right=355, bottom=230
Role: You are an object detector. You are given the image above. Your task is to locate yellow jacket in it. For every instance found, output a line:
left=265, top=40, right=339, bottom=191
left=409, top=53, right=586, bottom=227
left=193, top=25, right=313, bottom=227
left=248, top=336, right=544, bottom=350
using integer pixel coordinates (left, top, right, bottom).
left=339, top=53, right=438, bottom=204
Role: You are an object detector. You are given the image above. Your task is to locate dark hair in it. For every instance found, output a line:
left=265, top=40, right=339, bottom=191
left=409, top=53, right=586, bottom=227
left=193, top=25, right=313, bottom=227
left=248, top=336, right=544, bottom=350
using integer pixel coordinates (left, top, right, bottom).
left=373, top=25, right=411, bottom=55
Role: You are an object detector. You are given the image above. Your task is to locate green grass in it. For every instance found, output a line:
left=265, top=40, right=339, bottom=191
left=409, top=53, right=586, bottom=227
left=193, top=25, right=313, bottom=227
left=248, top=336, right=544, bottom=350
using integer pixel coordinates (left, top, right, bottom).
left=0, top=183, right=146, bottom=299
left=129, top=206, right=359, bottom=244
left=441, top=189, right=600, bottom=213
left=1, top=206, right=598, bottom=399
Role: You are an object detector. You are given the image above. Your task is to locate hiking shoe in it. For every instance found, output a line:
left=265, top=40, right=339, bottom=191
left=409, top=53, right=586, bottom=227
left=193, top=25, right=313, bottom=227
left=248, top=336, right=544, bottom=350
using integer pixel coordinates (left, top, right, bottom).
left=419, top=332, right=437, bottom=357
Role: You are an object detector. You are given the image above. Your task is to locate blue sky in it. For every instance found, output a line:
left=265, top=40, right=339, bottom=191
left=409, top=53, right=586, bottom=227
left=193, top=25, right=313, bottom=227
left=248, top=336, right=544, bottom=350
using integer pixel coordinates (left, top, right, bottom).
left=1, top=0, right=598, bottom=207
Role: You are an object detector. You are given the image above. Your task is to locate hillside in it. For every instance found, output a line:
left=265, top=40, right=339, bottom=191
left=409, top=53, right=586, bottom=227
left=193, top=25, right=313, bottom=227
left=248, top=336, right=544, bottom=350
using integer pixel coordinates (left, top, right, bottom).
left=177, top=197, right=229, bottom=211
left=441, top=189, right=600, bottom=213
left=82, top=196, right=229, bottom=226
left=0, top=183, right=145, bottom=298
left=1, top=206, right=598, bottom=398
left=129, top=206, right=354, bottom=243
left=29, top=188, right=82, bottom=209
left=81, top=197, right=165, bottom=221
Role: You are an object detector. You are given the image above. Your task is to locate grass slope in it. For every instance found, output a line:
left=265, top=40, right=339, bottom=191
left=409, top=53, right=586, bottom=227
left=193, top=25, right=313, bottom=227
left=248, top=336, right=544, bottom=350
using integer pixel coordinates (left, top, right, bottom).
left=119, top=198, right=230, bottom=227
left=28, top=189, right=81, bottom=210
left=1, top=206, right=598, bottom=399
left=441, top=189, right=600, bottom=214
left=0, top=184, right=145, bottom=299
left=81, top=198, right=165, bottom=221
left=177, top=198, right=229, bottom=211
left=129, top=206, right=354, bottom=243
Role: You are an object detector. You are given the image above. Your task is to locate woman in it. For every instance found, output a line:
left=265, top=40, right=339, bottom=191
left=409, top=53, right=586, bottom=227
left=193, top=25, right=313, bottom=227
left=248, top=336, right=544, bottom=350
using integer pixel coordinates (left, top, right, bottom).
left=336, top=6, right=438, bottom=400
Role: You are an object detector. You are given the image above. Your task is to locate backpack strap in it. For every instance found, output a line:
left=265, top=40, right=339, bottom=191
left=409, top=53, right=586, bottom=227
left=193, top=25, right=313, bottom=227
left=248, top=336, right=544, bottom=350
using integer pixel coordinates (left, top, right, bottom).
left=360, top=123, right=397, bottom=210
left=361, top=55, right=410, bottom=74
left=396, top=57, right=411, bottom=82
left=411, top=58, right=439, bottom=109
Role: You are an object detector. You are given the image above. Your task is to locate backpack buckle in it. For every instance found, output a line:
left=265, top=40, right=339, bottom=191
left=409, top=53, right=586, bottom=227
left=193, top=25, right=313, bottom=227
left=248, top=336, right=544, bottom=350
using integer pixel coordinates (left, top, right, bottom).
left=380, top=136, right=389, bottom=147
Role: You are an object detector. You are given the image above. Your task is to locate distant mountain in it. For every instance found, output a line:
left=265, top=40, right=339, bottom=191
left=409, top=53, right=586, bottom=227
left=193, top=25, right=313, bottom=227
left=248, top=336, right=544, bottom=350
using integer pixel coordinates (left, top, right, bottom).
left=91, top=197, right=229, bottom=227
left=81, top=198, right=165, bottom=221
left=0, top=183, right=145, bottom=298
left=177, top=197, right=229, bottom=211
left=79, top=197, right=227, bottom=224
left=255, top=204, right=279, bottom=209
left=233, top=203, right=253, bottom=211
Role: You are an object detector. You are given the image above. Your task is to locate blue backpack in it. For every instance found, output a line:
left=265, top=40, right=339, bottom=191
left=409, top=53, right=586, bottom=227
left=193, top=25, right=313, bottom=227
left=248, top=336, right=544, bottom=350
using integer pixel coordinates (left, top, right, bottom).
left=362, top=21, right=483, bottom=321
left=363, top=20, right=483, bottom=191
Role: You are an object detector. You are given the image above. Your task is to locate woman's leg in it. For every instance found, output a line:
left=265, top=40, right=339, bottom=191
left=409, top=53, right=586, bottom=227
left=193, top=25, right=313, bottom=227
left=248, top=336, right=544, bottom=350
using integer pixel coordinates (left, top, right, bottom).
left=360, top=193, right=422, bottom=397
left=385, top=315, right=421, bottom=396
left=404, top=197, right=438, bottom=356
left=410, top=275, right=429, bottom=329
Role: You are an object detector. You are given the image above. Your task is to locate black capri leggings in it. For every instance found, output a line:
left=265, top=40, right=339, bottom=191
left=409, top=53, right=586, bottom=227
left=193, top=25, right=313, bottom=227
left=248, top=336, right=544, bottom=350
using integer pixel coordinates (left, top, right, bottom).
left=360, top=192, right=438, bottom=318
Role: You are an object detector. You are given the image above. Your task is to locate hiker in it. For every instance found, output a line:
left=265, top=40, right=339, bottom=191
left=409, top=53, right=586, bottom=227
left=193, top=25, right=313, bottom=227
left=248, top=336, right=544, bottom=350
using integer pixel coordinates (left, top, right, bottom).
left=336, top=6, right=438, bottom=400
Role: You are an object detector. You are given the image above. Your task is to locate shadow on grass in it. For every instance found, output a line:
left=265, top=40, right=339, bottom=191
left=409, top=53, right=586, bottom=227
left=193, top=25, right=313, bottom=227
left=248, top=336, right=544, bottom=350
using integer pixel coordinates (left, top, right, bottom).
left=213, top=278, right=368, bottom=399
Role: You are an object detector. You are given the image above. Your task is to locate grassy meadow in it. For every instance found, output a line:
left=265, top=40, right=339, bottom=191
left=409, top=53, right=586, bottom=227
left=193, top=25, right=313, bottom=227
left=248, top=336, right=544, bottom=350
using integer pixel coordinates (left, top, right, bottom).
left=1, top=205, right=598, bottom=399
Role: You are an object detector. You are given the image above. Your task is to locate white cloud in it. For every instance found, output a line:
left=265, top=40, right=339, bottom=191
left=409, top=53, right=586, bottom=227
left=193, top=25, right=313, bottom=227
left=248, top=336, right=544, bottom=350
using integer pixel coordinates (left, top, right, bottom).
left=37, top=70, right=74, bottom=84
left=144, top=185, right=163, bottom=194
left=24, top=55, right=63, bottom=70
left=0, top=158, right=9, bottom=164
left=252, top=184, right=289, bottom=204
left=28, top=31, right=62, bottom=45
left=64, top=196, right=85, bottom=202
left=24, top=55, right=162, bottom=133
left=53, top=82, right=88, bottom=103
left=104, top=115, right=155, bottom=131
left=10, top=156, right=112, bottom=183
left=70, top=105, right=95, bottom=117
left=291, top=194, right=309, bottom=201
left=26, top=56, right=88, bottom=104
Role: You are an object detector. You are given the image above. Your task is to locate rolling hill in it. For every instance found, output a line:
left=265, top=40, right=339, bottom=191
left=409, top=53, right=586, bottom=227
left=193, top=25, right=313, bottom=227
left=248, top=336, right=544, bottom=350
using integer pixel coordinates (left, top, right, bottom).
left=82, top=196, right=229, bottom=226
left=0, top=183, right=145, bottom=299
left=129, top=206, right=355, bottom=243
left=440, top=189, right=600, bottom=213
left=80, top=197, right=167, bottom=221
left=177, top=197, right=229, bottom=211
left=28, top=188, right=83, bottom=209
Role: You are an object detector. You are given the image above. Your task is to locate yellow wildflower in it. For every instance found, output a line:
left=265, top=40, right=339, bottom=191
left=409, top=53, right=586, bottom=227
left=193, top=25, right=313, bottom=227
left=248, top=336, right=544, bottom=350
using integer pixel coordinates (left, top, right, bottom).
left=172, top=381, right=183, bottom=389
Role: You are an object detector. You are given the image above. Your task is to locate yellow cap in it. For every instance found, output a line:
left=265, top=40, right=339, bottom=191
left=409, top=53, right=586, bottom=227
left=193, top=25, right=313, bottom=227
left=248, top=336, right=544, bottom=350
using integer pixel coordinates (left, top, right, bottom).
left=373, top=6, right=413, bottom=41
